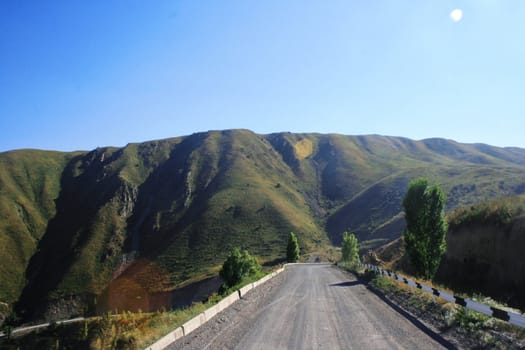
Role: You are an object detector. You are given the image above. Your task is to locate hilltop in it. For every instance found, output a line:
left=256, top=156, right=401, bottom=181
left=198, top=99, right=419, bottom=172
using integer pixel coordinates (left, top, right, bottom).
left=1, top=130, right=525, bottom=321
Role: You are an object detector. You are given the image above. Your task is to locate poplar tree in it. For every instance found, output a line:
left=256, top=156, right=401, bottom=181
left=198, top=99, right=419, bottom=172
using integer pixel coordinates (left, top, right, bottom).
left=341, top=232, right=359, bottom=264
left=403, top=178, right=448, bottom=280
left=287, top=232, right=300, bottom=263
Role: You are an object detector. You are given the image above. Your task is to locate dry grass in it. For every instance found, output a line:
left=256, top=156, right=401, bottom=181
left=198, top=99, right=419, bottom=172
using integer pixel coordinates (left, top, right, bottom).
left=293, top=139, right=313, bottom=160
left=0, top=295, right=221, bottom=350
left=1, top=268, right=283, bottom=350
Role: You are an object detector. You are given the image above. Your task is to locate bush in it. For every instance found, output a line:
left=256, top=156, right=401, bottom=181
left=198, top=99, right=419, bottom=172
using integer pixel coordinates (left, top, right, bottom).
left=369, top=275, right=395, bottom=292
left=219, top=248, right=261, bottom=288
left=453, top=307, right=490, bottom=333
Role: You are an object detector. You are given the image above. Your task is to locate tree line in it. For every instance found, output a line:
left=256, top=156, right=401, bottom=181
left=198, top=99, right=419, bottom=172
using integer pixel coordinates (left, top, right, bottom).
left=219, top=176, right=448, bottom=292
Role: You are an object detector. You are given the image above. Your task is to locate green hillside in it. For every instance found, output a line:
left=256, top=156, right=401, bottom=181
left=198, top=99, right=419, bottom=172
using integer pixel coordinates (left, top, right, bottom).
left=1, top=130, right=524, bottom=321
left=0, top=150, right=76, bottom=304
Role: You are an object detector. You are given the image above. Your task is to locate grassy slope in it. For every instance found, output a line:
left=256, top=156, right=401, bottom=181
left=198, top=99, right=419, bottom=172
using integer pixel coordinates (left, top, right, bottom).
left=14, top=131, right=329, bottom=319
left=115, top=130, right=327, bottom=293
left=320, top=136, right=525, bottom=247
left=3, top=131, right=525, bottom=320
left=0, top=150, right=76, bottom=304
left=14, top=141, right=180, bottom=318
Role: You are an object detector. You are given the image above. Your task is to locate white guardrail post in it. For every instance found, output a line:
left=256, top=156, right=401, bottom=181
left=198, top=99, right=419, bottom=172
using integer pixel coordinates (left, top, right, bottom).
left=358, top=263, right=525, bottom=328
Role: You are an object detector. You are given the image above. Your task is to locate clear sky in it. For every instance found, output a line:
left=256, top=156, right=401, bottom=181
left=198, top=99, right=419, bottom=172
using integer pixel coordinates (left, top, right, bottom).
left=1, top=1, right=524, bottom=152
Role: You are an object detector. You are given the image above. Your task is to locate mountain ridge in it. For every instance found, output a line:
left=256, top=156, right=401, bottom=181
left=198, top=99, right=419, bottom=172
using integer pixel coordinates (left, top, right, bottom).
left=1, top=130, right=524, bottom=321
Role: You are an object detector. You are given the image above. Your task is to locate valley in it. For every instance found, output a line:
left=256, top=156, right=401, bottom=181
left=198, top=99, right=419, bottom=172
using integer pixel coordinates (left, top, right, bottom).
left=1, top=130, right=525, bottom=322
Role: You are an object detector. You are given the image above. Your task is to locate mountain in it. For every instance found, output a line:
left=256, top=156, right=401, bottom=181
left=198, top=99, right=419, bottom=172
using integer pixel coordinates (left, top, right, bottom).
left=1, top=130, right=524, bottom=321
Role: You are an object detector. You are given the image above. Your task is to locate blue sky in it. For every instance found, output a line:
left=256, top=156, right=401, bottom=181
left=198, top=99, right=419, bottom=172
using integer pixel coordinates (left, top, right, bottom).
left=1, top=1, right=524, bottom=152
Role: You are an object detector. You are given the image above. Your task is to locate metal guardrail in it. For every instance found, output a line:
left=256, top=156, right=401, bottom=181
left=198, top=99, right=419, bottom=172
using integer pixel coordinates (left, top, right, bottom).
left=360, top=263, right=525, bottom=328
left=0, top=317, right=85, bottom=338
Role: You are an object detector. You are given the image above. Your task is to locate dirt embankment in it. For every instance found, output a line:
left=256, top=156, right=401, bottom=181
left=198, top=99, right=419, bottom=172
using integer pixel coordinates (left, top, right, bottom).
left=435, top=215, right=525, bottom=310
left=369, top=212, right=525, bottom=311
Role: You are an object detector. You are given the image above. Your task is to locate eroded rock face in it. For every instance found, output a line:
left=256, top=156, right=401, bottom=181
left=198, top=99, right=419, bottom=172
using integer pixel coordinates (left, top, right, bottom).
left=436, top=216, right=525, bottom=310
left=116, top=183, right=138, bottom=218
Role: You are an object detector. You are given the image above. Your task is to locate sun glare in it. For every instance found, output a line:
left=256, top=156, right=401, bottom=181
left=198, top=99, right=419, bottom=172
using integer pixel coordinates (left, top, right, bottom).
left=450, top=9, right=463, bottom=22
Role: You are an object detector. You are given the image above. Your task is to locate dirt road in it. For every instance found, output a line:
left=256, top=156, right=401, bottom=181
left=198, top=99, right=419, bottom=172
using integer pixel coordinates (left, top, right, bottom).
left=168, top=264, right=452, bottom=349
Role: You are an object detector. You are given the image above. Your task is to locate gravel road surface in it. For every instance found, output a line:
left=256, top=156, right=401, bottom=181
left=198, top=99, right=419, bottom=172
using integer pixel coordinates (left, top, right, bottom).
left=168, top=264, right=451, bottom=349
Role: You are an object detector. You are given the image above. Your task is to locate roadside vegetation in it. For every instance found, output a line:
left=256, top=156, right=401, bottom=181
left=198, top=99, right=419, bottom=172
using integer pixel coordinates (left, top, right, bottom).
left=0, top=304, right=217, bottom=350
left=1, top=243, right=285, bottom=349
left=402, top=178, right=448, bottom=280
left=0, top=263, right=278, bottom=350
left=339, top=264, right=525, bottom=349
left=341, top=232, right=359, bottom=264
left=348, top=182, right=525, bottom=347
left=286, top=232, right=300, bottom=263
left=371, top=273, right=525, bottom=349
left=339, top=231, right=360, bottom=272
left=219, top=248, right=263, bottom=294
left=367, top=194, right=525, bottom=311
left=447, top=195, right=525, bottom=230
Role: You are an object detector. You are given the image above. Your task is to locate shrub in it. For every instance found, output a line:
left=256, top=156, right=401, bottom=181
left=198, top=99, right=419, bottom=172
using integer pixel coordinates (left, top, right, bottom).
left=219, top=248, right=261, bottom=288
left=454, top=307, right=490, bottom=333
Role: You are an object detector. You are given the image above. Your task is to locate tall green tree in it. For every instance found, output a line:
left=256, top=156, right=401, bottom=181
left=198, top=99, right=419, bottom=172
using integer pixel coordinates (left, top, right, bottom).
left=341, top=232, right=360, bottom=264
left=286, top=232, right=300, bottom=263
left=403, top=178, right=448, bottom=280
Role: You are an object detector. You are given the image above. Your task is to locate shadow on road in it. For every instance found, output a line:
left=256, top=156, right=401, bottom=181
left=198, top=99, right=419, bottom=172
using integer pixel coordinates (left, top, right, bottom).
left=329, top=281, right=362, bottom=287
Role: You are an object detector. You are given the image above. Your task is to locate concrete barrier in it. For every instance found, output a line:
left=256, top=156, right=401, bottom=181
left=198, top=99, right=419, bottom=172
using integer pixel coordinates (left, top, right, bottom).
left=216, top=291, right=240, bottom=312
left=203, top=304, right=219, bottom=322
left=182, top=313, right=206, bottom=336
left=239, top=283, right=253, bottom=298
left=146, top=327, right=184, bottom=350
left=260, top=274, right=272, bottom=284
